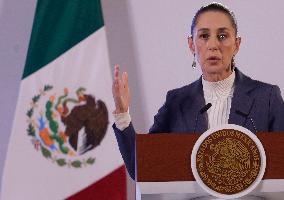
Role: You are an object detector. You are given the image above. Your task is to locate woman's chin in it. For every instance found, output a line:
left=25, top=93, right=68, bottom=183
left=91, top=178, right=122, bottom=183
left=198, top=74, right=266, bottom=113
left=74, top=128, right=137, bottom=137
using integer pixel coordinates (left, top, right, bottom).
left=203, top=64, right=224, bottom=74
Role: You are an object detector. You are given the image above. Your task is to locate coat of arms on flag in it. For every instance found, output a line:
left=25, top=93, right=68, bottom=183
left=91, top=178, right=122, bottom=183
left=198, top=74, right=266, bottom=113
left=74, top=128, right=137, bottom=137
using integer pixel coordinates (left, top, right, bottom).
left=27, top=85, right=109, bottom=168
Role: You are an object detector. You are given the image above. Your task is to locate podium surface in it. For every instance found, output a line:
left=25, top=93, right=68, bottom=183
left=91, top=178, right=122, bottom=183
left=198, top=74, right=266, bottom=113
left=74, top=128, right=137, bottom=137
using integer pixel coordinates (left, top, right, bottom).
left=136, top=133, right=284, bottom=199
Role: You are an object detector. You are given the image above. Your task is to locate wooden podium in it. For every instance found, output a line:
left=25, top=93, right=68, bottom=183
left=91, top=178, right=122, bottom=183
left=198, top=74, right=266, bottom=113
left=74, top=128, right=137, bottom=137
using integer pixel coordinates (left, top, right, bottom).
left=136, top=133, right=284, bottom=200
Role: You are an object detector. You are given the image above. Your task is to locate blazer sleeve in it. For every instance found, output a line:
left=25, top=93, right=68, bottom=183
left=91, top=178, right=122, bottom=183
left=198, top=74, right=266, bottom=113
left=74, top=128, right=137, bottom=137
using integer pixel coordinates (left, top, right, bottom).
left=113, top=90, right=178, bottom=179
left=113, top=91, right=174, bottom=179
left=113, top=122, right=136, bottom=180
left=268, top=85, right=284, bottom=131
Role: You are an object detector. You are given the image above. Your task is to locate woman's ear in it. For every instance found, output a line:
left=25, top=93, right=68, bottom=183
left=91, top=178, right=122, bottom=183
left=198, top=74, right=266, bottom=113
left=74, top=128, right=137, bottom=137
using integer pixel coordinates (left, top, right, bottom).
left=234, top=36, right=241, bottom=55
left=188, top=36, right=195, bottom=55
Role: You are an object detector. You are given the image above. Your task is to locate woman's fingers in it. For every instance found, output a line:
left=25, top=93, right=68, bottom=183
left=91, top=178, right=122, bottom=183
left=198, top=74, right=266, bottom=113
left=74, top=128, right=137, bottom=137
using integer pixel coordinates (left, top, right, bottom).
left=113, top=65, right=121, bottom=88
left=122, top=71, right=128, bottom=89
left=122, top=71, right=129, bottom=103
left=113, top=65, right=122, bottom=93
left=114, top=64, right=120, bottom=80
left=112, top=64, right=129, bottom=113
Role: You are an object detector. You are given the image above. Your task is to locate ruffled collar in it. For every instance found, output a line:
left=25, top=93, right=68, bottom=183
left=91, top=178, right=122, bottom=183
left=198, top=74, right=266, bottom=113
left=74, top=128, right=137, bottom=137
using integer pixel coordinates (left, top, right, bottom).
left=202, top=71, right=235, bottom=100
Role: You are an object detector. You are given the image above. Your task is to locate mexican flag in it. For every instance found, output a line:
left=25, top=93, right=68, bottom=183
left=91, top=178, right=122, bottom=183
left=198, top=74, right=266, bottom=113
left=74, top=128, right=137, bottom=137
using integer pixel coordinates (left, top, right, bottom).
left=1, top=0, right=126, bottom=199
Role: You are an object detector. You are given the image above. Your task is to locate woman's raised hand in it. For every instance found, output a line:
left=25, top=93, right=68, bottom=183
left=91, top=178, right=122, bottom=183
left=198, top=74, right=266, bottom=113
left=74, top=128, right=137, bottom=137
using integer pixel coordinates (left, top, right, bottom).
left=112, top=64, right=130, bottom=114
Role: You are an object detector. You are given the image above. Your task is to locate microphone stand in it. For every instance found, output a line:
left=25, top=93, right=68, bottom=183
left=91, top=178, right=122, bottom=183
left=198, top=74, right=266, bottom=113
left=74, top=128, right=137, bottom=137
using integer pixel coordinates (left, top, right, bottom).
left=194, top=103, right=212, bottom=133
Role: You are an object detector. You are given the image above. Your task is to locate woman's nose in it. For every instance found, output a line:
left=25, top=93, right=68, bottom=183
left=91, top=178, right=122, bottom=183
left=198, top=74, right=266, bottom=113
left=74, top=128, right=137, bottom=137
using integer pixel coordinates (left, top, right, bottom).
left=207, top=37, right=219, bottom=51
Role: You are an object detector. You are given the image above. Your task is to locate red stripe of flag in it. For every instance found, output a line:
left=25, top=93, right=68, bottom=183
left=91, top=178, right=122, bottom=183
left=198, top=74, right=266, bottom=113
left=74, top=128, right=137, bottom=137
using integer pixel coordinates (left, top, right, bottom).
left=67, top=166, right=127, bottom=200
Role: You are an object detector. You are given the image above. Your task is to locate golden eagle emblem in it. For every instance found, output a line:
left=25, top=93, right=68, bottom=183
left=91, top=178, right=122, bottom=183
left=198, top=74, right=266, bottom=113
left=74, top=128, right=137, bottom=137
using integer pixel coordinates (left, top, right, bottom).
left=196, top=129, right=261, bottom=194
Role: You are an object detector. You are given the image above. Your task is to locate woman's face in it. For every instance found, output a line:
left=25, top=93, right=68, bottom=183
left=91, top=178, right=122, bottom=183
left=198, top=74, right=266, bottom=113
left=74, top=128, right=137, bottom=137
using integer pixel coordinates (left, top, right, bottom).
left=188, top=11, right=241, bottom=82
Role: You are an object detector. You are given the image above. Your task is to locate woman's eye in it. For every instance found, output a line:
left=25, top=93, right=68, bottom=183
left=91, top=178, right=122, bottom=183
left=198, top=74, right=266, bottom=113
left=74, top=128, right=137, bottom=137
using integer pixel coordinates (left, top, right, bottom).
left=199, top=34, right=209, bottom=40
left=218, top=34, right=227, bottom=40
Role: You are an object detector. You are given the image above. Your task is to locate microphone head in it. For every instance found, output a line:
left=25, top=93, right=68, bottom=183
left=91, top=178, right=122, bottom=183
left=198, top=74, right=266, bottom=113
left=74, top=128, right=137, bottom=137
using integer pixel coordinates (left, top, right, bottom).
left=200, top=103, right=212, bottom=114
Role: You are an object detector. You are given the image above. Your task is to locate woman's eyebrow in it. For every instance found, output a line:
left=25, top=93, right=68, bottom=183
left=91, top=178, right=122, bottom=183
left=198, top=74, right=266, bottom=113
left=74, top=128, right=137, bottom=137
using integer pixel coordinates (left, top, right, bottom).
left=218, top=27, right=230, bottom=32
left=197, top=27, right=231, bottom=33
left=197, top=28, right=209, bottom=32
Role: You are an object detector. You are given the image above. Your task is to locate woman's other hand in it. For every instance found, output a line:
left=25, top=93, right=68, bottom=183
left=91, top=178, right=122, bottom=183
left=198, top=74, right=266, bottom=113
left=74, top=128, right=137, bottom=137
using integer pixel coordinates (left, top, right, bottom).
left=112, top=64, right=130, bottom=114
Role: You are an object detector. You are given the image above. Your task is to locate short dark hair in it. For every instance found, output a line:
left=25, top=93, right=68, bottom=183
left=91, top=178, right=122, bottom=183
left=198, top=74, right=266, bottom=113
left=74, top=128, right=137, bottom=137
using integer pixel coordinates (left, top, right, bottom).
left=190, top=2, right=238, bottom=36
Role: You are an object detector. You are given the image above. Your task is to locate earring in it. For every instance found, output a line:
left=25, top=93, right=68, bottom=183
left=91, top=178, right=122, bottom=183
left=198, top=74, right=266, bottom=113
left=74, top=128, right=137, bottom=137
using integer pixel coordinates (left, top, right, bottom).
left=192, top=54, right=196, bottom=69
left=231, top=55, right=235, bottom=71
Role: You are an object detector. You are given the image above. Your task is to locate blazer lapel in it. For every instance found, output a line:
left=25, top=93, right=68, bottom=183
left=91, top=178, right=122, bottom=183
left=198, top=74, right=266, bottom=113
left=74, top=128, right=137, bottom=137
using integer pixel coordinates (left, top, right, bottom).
left=181, top=69, right=257, bottom=133
left=229, top=69, right=256, bottom=126
left=181, top=78, right=208, bottom=133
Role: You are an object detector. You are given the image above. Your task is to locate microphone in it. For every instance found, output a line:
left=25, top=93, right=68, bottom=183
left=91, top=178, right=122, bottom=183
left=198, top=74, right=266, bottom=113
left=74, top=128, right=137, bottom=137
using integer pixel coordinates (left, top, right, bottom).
left=235, top=110, right=258, bottom=133
left=194, top=103, right=212, bottom=133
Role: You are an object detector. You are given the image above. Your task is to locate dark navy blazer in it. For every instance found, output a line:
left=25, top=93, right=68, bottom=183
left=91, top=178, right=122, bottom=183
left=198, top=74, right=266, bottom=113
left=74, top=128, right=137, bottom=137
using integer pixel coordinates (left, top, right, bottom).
left=113, top=68, right=284, bottom=179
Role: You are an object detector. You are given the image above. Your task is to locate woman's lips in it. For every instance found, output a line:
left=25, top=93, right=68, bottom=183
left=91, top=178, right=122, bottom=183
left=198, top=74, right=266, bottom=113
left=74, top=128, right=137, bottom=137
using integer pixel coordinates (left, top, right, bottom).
left=207, top=56, right=221, bottom=65
left=207, top=56, right=221, bottom=60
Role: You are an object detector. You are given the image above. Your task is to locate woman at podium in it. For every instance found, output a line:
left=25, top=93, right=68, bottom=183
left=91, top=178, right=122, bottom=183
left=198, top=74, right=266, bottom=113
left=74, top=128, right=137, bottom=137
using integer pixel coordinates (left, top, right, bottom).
left=112, top=2, right=284, bottom=179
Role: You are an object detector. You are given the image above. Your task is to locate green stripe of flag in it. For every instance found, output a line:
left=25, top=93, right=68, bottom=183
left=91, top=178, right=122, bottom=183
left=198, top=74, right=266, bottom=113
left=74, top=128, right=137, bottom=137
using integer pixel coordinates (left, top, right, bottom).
left=23, top=0, right=104, bottom=79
